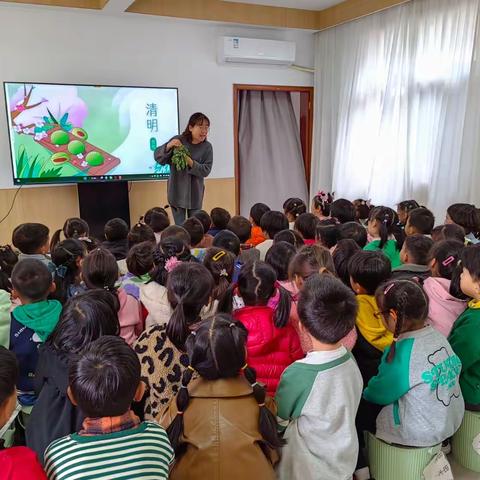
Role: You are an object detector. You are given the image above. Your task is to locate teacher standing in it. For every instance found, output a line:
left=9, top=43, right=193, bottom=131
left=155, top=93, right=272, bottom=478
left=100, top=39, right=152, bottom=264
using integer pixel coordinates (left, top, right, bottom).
left=155, top=112, right=213, bottom=225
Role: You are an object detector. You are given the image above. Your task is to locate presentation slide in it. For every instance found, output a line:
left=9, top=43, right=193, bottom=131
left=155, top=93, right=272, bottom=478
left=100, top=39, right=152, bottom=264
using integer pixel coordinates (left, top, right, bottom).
left=3, top=82, right=179, bottom=184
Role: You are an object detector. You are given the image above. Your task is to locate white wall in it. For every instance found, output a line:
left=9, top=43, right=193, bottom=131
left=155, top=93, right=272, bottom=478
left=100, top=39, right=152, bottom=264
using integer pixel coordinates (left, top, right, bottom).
left=0, top=4, right=314, bottom=188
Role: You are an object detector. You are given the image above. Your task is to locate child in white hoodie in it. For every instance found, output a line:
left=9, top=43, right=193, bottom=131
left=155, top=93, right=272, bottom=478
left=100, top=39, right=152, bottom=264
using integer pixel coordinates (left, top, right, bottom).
left=423, top=240, right=467, bottom=337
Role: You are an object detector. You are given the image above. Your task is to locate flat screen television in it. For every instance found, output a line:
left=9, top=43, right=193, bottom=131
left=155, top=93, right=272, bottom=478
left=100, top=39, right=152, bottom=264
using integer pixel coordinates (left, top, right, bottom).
left=3, top=82, right=179, bottom=185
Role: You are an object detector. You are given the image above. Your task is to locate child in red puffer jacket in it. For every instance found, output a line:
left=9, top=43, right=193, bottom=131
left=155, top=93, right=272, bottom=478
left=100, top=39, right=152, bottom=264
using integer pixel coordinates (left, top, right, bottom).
left=219, top=261, right=303, bottom=396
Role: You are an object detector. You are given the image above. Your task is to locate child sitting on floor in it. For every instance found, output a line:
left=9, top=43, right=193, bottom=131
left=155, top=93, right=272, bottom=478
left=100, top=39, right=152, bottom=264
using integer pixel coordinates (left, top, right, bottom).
left=161, top=315, right=281, bottom=480
left=0, top=347, right=46, bottom=480
left=247, top=203, right=270, bottom=247
left=405, top=207, right=435, bottom=237
left=294, top=213, right=319, bottom=245
left=257, top=211, right=289, bottom=261
left=12, top=223, right=54, bottom=272
left=276, top=274, right=362, bottom=480
left=44, top=336, right=174, bottom=480
left=449, top=244, right=480, bottom=411
left=208, top=207, right=231, bottom=237
left=10, top=259, right=62, bottom=407
left=364, top=279, right=464, bottom=446
left=392, top=234, right=433, bottom=281
left=227, top=215, right=260, bottom=264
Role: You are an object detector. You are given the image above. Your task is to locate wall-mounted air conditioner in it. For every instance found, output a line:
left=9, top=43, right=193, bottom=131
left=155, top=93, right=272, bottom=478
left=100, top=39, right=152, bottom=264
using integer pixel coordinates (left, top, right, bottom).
left=217, top=37, right=296, bottom=66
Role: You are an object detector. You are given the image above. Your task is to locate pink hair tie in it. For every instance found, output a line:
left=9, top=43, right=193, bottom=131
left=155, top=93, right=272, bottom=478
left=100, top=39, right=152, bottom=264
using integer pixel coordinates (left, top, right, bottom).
left=384, top=284, right=395, bottom=295
left=165, top=256, right=180, bottom=273
left=442, top=256, right=455, bottom=267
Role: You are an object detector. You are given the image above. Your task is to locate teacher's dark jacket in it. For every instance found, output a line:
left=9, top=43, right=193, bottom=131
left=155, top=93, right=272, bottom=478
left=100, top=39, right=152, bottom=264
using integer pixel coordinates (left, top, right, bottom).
left=154, top=135, right=213, bottom=210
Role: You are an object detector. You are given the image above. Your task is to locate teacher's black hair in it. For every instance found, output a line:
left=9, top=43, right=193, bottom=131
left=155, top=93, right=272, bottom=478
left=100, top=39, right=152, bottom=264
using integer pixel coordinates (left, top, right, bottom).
left=182, top=113, right=210, bottom=143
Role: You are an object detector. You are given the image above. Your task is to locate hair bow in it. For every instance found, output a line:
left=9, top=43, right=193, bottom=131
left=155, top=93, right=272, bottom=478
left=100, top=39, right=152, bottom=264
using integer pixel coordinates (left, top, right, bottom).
left=165, top=256, right=180, bottom=273
left=55, top=265, right=68, bottom=278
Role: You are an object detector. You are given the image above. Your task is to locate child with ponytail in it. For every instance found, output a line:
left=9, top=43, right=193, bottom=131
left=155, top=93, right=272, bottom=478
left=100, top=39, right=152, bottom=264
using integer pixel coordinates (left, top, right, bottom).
left=50, top=239, right=87, bottom=305
left=276, top=274, right=362, bottom=480
left=160, top=314, right=280, bottom=480
left=134, top=263, right=214, bottom=420
left=363, top=280, right=464, bottom=447
left=312, top=191, right=333, bottom=221
left=82, top=248, right=142, bottom=346
left=423, top=240, right=467, bottom=337
left=140, top=237, right=194, bottom=328
left=218, top=261, right=302, bottom=396
left=203, top=247, right=235, bottom=316
left=50, top=217, right=95, bottom=253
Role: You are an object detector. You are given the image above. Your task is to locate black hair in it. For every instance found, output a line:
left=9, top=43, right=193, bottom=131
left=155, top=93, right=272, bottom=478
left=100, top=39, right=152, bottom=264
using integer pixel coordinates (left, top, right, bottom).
left=144, top=208, right=170, bottom=233
left=460, top=243, right=480, bottom=280
left=182, top=217, right=204, bottom=247
left=403, top=234, right=434, bottom=265
left=167, top=315, right=282, bottom=458
left=260, top=211, right=289, bottom=239
left=210, top=208, right=231, bottom=230
left=312, top=191, right=333, bottom=216
left=338, top=222, right=368, bottom=248
left=126, top=241, right=154, bottom=277
left=51, top=239, right=87, bottom=305
left=348, top=251, right=392, bottom=295
left=428, top=240, right=465, bottom=299
left=0, top=245, right=18, bottom=293
left=150, top=237, right=194, bottom=286
left=299, top=245, right=336, bottom=275
left=192, top=210, right=212, bottom=235
left=298, top=274, right=357, bottom=344
left=182, top=112, right=210, bottom=143
left=265, top=241, right=297, bottom=281
left=368, top=206, right=403, bottom=249
left=227, top=216, right=252, bottom=244
left=219, top=261, right=291, bottom=328
left=82, top=248, right=120, bottom=311
left=315, top=224, right=338, bottom=249
left=330, top=199, right=356, bottom=224
left=161, top=225, right=191, bottom=245
left=12, top=223, right=49, bottom=255
left=353, top=199, right=372, bottom=222
left=12, top=259, right=52, bottom=302
left=447, top=203, right=480, bottom=236
left=376, top=280, right=428, bottom=362
left=333, top=239, right=361, bottom=287
left=50, top=217, right=90, bottom=252
left=127, top=223, right=156, bottom=250
left=407, top=207, right=435, bottom=235
left=203, top=248, right=235, bottom=306
left=250, top=203, right=271, bottom=226
left=0, top=346, right=18, bottom=407
left=431, top=224, right=466, bottom=244
left=104, top=218, right=129, bottom=242
left=212, top=230, right=241, bottom=257
left=273, top=229, right=305, bottom=249
left=48, top=289, right=120, bottom=354
left=294, top=213, right=319, bottom=240
left=283, top=198, right=307, bottom=221
left=69, top=336, right=140, bottom=418
left=397, top=200, right=420, bottom=224
left=166, top=263, right=214, bottom=350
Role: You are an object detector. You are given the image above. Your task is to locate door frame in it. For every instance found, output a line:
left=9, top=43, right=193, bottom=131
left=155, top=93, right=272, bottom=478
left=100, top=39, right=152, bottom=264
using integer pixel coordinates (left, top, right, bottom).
left=233, top=84, right=314, bottom=214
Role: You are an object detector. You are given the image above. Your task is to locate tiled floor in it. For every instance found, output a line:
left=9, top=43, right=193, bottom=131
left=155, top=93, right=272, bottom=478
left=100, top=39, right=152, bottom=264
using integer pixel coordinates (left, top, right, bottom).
left=449, top=458, right=478, bottom=480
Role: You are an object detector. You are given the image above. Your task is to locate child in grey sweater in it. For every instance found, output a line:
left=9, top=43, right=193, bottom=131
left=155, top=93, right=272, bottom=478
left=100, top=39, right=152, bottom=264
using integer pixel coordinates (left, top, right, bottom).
left=276, top=274, right=363, bottom=480
left=364, top=279, right=464, bottom=446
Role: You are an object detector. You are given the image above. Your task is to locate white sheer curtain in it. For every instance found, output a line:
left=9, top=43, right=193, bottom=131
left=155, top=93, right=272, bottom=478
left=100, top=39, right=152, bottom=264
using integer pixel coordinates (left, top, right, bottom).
left=312, top=0, right=480, bottom=220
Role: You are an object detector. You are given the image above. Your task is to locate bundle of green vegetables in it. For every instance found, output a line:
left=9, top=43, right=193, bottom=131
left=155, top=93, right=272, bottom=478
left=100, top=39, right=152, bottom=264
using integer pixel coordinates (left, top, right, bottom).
left=171, top=145, right=190, bottom=171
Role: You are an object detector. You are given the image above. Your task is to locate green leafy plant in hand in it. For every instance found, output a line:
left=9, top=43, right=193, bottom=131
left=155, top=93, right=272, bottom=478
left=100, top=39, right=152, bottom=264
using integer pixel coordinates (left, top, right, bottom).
left=171, top=145, right=190, bottom=171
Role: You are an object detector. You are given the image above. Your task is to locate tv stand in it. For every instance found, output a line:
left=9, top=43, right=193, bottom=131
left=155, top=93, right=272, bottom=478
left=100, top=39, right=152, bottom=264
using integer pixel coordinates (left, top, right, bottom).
left=77, top=181, right=130, bottom=240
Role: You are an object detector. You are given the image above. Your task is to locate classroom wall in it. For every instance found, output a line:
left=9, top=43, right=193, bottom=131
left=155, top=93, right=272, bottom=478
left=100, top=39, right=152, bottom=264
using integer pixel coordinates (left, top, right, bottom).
left=0, top=4, right=314, bottom=242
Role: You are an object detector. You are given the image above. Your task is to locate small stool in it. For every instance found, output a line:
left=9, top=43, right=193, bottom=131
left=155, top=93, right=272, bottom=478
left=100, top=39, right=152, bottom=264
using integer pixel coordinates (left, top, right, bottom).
left=366, top=432, right=441, bottom=480
left=451, top=410, right=480, bottom=473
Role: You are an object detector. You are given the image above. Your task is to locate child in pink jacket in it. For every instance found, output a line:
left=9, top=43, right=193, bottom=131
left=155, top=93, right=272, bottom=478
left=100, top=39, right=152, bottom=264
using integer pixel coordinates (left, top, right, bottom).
left=423, top=240, right=467, bottom=337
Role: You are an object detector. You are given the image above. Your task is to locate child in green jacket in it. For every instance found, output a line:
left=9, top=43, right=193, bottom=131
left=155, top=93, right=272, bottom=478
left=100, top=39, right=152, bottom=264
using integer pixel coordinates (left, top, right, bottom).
left=449, top=244, right=480, bottom=410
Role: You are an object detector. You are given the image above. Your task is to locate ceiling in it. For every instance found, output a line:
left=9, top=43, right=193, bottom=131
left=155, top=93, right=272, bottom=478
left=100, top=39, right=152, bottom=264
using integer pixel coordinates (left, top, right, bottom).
left=223, top=0, right=344, bottom=11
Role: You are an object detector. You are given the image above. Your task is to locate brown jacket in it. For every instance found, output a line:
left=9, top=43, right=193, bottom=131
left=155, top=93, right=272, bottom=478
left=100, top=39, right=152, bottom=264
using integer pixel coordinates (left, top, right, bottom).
left=160, top=376, right=278, bottom=480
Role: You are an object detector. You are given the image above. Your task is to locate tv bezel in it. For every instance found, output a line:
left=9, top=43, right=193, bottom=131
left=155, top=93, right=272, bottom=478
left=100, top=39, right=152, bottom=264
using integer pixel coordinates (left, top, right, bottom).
left=3, top=81, right=180, bottom=186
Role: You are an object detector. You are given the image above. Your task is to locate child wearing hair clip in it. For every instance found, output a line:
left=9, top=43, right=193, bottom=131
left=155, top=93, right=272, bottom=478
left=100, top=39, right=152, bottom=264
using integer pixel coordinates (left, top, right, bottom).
left=364, top=280, right=464, bottom=447
left=218, top=261, right=303, bottom=396
left=423, top=240, right=467, bottom=337
left=160, top=314, right=280, bottom=480
left=312, top=191, right=333, bottom=221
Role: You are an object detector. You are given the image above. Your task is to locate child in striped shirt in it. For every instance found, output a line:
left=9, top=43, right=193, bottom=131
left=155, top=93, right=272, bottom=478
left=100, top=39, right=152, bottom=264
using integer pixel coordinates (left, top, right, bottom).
left=44, top=336, right=173, bottom=480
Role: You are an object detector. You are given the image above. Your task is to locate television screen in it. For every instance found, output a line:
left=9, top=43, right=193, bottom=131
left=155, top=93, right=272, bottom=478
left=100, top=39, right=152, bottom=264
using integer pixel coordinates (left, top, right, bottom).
left=3, top=82, right=179, bottom=185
